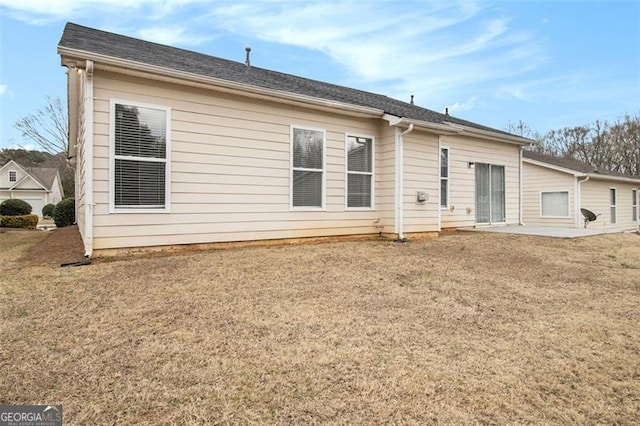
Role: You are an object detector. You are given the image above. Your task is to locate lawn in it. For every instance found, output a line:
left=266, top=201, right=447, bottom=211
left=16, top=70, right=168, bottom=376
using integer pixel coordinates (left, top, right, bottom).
left=1, top=229, right=639, bottom=424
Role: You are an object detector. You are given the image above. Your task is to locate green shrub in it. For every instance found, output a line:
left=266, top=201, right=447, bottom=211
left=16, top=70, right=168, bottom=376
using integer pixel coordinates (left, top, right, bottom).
left=0, top=214, right=39, bottom=229
left=0, top=199, right=32, bottom=216
left=53, top=197, right=75, bottom=228
left=42, top=203, right=56, bottom=218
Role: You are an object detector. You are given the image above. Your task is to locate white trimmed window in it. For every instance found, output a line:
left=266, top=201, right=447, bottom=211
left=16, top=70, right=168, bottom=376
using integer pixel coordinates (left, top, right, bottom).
left=633, top=189, right=638, bottom=222
left=111, top=100, right=171, bottom=212
left=440, top=148, right=449, bottom=208
left=610, top=188, right=617, bottom=224
left=291, top=126, right=325, bottom=209
left=8, top=170, right=17, bottom=182
left=541, top=191, right=569, bottom=217
left=346, top=135, right=373, bottom=209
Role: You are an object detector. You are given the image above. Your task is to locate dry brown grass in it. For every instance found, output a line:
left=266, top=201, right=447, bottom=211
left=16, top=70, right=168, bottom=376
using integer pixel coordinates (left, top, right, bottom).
left=1, top=230, right=639, bottom=424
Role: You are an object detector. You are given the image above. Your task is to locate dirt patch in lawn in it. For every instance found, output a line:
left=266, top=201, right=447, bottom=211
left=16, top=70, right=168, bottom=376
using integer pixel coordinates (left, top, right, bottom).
left=19, top=225, right=85, bottom=267
left=1, top=231, right=639, bottom=424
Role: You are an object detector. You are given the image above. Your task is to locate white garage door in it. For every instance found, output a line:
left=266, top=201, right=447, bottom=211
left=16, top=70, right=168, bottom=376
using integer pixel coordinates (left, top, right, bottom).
left=9, top=194, right=46, bottom=218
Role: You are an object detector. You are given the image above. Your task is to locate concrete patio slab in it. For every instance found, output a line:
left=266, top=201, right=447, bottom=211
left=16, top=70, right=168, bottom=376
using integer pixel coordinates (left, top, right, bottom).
left=459, top=225, right=637, bottom=238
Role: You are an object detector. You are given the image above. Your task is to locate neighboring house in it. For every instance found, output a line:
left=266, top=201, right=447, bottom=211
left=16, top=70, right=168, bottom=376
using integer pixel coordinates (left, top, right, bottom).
left=522, top=151, right=640, bottom=230
left=58, top=22, right=532, bottom=257
left=0, top=160, right=65, bottom=217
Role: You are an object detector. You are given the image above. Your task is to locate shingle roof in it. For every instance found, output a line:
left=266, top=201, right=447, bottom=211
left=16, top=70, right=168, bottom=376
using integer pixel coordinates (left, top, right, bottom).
left=523, top=150, right=637, bottom=180
left=28, top=167, right=59, bottom=190
left=0, top=160, right=58, bottom=190
left=59, top=22, right=519, bottom=138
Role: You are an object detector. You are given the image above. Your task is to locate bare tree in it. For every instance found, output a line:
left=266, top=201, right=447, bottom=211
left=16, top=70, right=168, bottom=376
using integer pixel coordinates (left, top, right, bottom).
left=14, top=96, right=68, bottom=154
left=12, top=96, right=74, bottom=196
left=508, top=114, right=640, bottom=177
left=506, top=120, right=542, bottom=142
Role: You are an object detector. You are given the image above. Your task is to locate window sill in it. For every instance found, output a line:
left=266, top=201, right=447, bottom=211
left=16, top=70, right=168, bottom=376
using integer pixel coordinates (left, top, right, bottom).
left=110, top=208, right=171, bottom=214
left=290, top=207, right=326, bottom=212
left=346, top=207, right=375, bottom=211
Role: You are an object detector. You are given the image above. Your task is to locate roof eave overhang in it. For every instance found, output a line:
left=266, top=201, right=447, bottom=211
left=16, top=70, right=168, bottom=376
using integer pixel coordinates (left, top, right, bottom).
left=444, top=121, right=534, bottom=145
left=522, top=158, right=585, bottom=176
left=585, top=173, right=640, bottom=184
left=384, top=114, right=533, bottom=145
left=58, top=46, right=385, bottom=119
left=523, top=158, right=640, bottom=184
left=383, top=114, right=463, bottom=135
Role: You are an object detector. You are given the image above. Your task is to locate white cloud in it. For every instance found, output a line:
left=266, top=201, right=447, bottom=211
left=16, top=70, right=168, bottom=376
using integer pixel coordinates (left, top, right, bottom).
left=0, top=84, right=7, bottom=96
left=206, top=1, right=545, bottom=106
left=449, top=96, right=479, bottom=113
left=0, top=0, right=200, bottom=24
left=0, top=0, right=548, bottom=112
left=137, top=25, right=212, bottom=46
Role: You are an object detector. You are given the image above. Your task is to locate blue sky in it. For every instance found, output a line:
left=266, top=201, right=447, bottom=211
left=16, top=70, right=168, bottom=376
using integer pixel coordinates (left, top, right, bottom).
left=1, top=0, right=639, bottom=150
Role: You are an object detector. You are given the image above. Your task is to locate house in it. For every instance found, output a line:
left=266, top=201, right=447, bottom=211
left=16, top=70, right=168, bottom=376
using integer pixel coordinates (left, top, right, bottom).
left=58, top=22, right=532, bottom=257
left=522, top=150, right=640, bottom=230
left=0, top=160, right=64, bottom=217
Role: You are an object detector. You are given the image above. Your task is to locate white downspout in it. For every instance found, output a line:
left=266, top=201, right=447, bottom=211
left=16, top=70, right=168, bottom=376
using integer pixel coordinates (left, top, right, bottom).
left=519, top=146, right=524, bottom=225
left=395, top=123, right=414, bottom=240
left=576, top=175, right=589, bottom=228
left=84, top=60, right=94, bottom=258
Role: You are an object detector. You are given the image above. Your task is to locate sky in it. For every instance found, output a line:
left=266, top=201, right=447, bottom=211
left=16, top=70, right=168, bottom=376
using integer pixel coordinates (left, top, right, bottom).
left=0, top=0, right=639, bottom=150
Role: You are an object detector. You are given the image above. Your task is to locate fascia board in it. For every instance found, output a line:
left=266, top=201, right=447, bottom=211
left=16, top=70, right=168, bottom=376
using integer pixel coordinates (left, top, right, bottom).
left=522, top=158, right=584, bottom=177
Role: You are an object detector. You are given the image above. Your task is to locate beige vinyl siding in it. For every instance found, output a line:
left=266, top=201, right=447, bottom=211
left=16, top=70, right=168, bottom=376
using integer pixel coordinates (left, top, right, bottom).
left=522, top=162, right=576, bottom=227
left=375, top=122, right=396, bottom=233
left=90, top=71, right=387, bottom=250
left=0, top=163, right=26, bottom=188
left=581, top=179, right=638, bottom=230
left=440, top=135, right=521, bottom=228
left=13, top=176, right=43, bottom=190
left=402, top=130, right=439, bottom=233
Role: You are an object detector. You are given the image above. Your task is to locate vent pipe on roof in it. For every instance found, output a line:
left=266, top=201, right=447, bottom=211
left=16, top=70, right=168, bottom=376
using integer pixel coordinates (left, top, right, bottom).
left=410, top=95, right=414, bottom=105
left=445, top=107, right=449, bottom=116
left=245, top=47, right=252, bottom=68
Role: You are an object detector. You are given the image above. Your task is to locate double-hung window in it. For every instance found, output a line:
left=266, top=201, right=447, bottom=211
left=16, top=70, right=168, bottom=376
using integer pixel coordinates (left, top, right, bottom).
left=8, top=170, right=17, bottom=182
left=632, top=189, right=637, bottom=222
left=346, top=135, right=373, bottom=209
left=291, top=126, right=325, bottom=209
left=111, top=100, right=170, bottom=212
left=440, top=148, right=449, bottom=208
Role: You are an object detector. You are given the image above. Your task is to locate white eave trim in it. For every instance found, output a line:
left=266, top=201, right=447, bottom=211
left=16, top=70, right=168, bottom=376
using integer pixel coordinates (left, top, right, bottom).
left=9, top=175, right=49, bottom=191
left=523, top=157, right=640, bottom=184
left=523, top=158, right=585, bottom=177
left=443, top=121, right=533, bottom=145
left=384, top=114, right=462, bottom=135
left=383, top=114, right=533, bottom=145
left=58, top=46, right=385, bottom=118
left=584, top=173, right=640, bottom=184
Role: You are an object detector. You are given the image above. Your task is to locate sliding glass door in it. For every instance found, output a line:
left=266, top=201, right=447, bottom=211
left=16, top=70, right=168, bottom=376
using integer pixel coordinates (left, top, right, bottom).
left=475, top=163, right=505, bottom=224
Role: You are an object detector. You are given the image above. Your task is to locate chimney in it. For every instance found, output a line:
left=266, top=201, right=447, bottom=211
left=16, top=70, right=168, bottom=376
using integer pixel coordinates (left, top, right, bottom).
left=410, top=95, right=414, bottom=105
left=245, top=47, right=252, bottom=68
